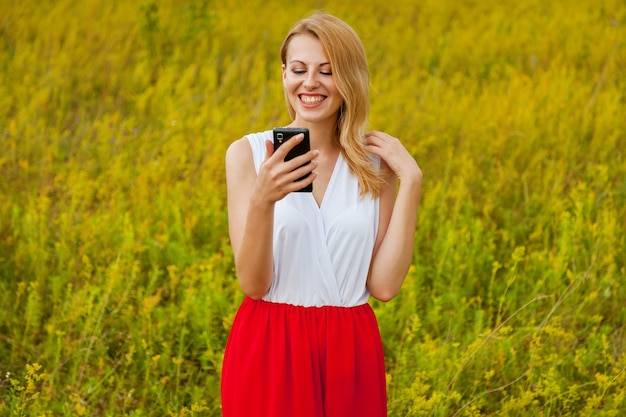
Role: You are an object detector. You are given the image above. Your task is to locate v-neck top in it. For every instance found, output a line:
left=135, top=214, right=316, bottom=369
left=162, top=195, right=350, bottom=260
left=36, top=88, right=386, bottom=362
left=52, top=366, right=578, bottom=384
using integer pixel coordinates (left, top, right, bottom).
left=246, top=130, right=380, bottom=307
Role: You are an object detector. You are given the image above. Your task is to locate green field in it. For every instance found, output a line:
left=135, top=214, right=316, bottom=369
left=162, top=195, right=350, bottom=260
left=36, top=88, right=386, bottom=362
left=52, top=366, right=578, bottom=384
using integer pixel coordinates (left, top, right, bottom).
left=1, top=0, right=625, bottom=415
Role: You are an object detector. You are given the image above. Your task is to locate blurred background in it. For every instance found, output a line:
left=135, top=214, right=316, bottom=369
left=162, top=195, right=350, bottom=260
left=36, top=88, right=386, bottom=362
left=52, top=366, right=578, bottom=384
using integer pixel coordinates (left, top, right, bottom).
left=1, top=0, right=625, bottom=415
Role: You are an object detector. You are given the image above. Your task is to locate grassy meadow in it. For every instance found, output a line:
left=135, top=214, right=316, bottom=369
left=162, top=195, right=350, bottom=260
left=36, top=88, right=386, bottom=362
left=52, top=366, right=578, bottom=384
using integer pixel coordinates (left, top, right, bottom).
left=1, top=0, right=625, bottom=415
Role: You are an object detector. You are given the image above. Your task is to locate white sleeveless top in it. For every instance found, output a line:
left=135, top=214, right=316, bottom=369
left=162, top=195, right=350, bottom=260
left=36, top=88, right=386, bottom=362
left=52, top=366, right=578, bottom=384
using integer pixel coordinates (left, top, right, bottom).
left=246, top=130, right=380, bottom=307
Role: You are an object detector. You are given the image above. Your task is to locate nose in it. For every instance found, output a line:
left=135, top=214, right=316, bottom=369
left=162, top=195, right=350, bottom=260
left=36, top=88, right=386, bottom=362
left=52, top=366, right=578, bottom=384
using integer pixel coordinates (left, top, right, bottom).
left=303, top=72, right=320, bottom=89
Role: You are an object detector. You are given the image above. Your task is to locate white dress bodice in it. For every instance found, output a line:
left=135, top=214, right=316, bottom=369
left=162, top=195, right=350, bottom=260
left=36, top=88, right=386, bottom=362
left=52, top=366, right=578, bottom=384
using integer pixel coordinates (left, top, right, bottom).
left=246, top=130, right=380, bottom=307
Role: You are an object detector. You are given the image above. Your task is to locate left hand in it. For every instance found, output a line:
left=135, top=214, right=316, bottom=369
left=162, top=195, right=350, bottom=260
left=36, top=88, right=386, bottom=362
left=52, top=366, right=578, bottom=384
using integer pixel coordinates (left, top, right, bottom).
left=365, top=131, right=422, bottom=183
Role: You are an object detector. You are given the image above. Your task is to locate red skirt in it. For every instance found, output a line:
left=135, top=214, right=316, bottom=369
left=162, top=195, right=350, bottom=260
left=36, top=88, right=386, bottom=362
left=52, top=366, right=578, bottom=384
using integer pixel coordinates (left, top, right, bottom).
left=221, top=297, right=387, bottom=417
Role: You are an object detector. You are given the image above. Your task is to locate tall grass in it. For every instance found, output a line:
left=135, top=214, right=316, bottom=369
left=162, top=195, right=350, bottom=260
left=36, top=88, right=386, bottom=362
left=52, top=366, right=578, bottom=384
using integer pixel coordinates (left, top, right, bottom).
left=1, top=0, right=625, bottom=415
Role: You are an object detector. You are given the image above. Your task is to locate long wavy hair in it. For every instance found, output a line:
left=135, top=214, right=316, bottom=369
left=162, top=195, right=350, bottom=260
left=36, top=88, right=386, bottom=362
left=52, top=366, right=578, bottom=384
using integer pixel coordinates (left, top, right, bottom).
left=280, top=12, right=382, bottom=198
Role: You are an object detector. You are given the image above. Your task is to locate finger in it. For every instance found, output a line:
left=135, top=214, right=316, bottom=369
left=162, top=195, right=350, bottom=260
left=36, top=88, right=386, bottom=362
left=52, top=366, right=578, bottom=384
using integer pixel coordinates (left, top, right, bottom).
left=273, top=133, right=305, bottom=160
left=269, top=159, right=316, bottom=196
left=365, top=135, right=388, bottom=152
left=289, top=169, right=317, bottom=192
left=288, top=156, right=318, bottom=179
left=365, top=132, right=388, bottom=147
left=365, top=143, right=384, bottom=157
left=365, top=131, right=387, bottom=140
left=264, top=139, right=274, bottom=160
left=283, top=149, right=319, bottom=172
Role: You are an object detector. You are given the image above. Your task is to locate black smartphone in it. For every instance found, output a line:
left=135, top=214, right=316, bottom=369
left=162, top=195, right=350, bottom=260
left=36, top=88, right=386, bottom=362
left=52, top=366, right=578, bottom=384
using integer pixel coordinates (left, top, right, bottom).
left=273, top=127, right=313, bottom=192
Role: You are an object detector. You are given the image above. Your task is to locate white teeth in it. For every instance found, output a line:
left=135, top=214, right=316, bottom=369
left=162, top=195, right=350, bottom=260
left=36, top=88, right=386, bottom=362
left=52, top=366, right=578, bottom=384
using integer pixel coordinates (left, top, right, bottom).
left=301, top=95, right=324, bottom=104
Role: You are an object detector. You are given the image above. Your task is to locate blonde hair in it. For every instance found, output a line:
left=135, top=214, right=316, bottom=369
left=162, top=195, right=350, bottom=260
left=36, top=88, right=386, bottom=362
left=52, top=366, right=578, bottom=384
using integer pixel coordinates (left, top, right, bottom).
left=280, top=12, right=382, bottom=197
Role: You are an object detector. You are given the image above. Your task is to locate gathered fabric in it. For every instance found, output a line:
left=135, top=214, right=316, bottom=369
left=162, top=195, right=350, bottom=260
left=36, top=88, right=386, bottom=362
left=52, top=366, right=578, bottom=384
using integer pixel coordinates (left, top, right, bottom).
left=221, top=297, right=387, bottom=417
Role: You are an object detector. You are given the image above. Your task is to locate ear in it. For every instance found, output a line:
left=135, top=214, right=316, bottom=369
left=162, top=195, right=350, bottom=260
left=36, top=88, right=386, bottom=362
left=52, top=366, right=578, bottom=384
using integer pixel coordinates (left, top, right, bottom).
left=281, top=64, right=287, bottom=85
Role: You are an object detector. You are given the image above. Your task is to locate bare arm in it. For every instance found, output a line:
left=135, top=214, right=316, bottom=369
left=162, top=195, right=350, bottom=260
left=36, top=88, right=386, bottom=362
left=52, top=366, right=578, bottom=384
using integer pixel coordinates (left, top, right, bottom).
left=365, top=131, right=422, bottom=302
left=225, top=135, right=318, bottom=299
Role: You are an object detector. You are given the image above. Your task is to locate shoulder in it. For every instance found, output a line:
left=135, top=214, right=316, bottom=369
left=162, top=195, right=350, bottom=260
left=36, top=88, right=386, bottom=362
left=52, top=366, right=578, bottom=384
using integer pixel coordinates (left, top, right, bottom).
left=226, top=136, right=252, bottom=165
left=378, top=158, right=395, bottom=181
left=227, top=130, right=274, bottom=174
left=368, top=153, right=381, bottom=167
left=226, top=129, right=271, bottom=161
left=378, top=158, right=396, bottom=201
left=244, top=130, right=273, bottom=147
left=225, top=137, right=257, bottom=191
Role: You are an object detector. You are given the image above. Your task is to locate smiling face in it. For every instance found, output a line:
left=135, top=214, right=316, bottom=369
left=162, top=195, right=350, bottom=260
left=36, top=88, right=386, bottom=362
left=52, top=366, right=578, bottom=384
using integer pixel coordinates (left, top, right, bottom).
left=282, top=34, right=344, bottom=127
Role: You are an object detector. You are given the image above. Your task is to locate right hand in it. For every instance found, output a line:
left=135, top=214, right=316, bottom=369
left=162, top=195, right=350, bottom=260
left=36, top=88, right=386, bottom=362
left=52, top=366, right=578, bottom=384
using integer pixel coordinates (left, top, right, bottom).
left=254, top=134, right=318, bottom=203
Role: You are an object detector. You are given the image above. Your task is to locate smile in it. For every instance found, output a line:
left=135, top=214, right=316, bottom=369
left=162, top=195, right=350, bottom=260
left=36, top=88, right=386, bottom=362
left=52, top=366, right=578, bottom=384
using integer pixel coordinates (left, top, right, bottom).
left=299, top=95, right=325, bottom=104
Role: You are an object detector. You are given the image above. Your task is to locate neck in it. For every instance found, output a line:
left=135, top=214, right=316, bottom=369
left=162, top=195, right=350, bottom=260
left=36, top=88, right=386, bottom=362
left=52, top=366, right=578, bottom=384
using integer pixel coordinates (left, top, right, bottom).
left=289, top=117, right=339, bottom=152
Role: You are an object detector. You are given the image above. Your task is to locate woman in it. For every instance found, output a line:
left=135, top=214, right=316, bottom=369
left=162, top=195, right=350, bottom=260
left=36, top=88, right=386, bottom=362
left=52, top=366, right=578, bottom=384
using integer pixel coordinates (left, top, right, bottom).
left=222, top=11, right=422, bottom=417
